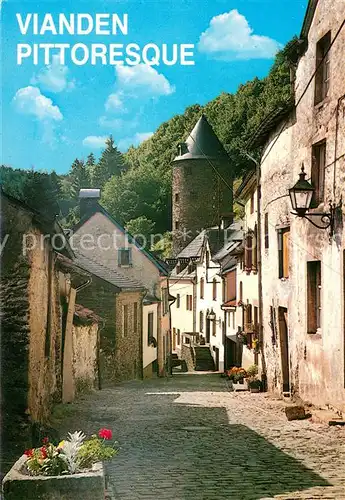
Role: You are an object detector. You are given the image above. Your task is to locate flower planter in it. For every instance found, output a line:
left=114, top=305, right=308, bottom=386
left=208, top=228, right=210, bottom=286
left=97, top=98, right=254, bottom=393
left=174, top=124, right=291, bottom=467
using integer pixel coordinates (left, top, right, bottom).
left=231, top=379, right=248, bottom=391
left=2, top=455, right=105, bottom=500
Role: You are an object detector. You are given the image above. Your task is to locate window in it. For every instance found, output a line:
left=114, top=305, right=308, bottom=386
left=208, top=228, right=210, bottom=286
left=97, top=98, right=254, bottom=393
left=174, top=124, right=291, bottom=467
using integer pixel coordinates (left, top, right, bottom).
left=162, top=288, right=169, bottom=315
left=264, top=213, right=269, bottom=249
left=239, top=281, right=243, bottom=302
left=244, top=233, right=253, bottom=272
left=212, top=318, right=216, bottom=337
left=278, top=228, right=290, bottom=279
left=199, top=311, right=204, bottom=332
left=186, top=295, right=193, bottom=311
left=147, top=312, right=154, bottom=345
left=254, top=306, right=258, bottom=330
left=250, top=191, right=255, bottom=214
left=173, top=328, right=176, bottom=351
left=200, top=277, right=204, bottom=299
left=176, top=293, right=180, bottom=308
left=253, top=225, right=258, bottom=271
left=175, top=193, right=180, bottom=203
left=307, top=261, right=321, bottom=333
left=175, top=221, right=180, bottom=231
left=177, top=329, right=180, bottom=345
left=133, top=302, right=138, bottom=333
left=311, top=140, right=326, bottom=206
left=315, top=31, right=331, bottom=105
left=212, top=278, right=217, bottom=301
left=118, top=248, right=132, bottom=267
left=123, top=304, right=129, bottom=336
left=222, top=279, right=226, bottom=302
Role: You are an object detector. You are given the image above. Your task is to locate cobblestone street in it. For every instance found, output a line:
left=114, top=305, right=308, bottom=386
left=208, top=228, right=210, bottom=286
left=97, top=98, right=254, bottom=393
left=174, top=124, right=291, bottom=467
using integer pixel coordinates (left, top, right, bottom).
left=57, top=374, right=345, bottom=500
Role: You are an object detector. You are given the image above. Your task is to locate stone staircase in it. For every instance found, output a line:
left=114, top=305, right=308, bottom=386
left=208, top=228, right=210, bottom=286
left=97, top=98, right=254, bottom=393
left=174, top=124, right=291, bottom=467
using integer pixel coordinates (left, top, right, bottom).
left=193, top=346, right=215, bottom=371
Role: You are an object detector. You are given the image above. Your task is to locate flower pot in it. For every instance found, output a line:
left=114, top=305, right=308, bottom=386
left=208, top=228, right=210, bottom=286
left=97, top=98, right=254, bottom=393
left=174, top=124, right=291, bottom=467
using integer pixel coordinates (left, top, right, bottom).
left=232, top=380, right=248, bottom=392
left=2, top=455, right=105, bottom=500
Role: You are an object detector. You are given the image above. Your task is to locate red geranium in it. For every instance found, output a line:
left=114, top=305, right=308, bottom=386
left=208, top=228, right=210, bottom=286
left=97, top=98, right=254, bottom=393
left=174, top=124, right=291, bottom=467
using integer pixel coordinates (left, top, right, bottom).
left=98, top=428, right=112, bottom=440
left=42, top=437, right=49, bottom=444
left=24, top=449, right=34, bottom=458
left=40, top=447, right=48, bottom=459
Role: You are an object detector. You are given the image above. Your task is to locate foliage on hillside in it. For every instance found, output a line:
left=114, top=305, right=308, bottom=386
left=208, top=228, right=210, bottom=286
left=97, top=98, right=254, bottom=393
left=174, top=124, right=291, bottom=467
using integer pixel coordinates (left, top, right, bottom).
left=1, top=42, right=293, bottom=245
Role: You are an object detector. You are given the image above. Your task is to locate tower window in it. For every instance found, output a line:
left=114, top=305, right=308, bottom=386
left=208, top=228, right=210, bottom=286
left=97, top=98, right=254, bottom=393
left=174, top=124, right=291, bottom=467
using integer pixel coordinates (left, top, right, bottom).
left=175, top=193, right=180, bottom=203
left=175, top=221, right=180, bottom=231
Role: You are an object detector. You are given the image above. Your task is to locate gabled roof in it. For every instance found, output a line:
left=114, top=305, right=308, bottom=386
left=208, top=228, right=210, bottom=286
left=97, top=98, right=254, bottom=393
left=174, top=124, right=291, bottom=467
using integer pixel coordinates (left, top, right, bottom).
left=177, top=230, right=206, bottom=259
left=173, top=114, right=228, bottom=162
left=71, top=204, right=168, bottom=276
left=74, top=251, right=144, bottom=291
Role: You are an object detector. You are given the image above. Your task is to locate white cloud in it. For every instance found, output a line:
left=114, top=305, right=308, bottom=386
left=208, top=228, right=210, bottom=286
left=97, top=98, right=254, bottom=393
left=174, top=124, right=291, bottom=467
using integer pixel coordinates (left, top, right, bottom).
left=13, top=86, right=63, bottom=121
left=118, top=131, right=153, bottom=151
left=105, top=91, right=126, bottom=112
left=31, top=55, right=75, bottom=93
left=82, top=135, right=108, bottom=149
left=198, top=10, right=282, bottom=60
left=115, top=64, right=175, bottom=97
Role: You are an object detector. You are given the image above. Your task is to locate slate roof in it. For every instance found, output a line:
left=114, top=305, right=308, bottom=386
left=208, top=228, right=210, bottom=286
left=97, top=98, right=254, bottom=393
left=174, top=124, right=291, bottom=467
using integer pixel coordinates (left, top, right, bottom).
left=74, top=251, right=144, bottom=291
left=173, top=114, right=228, bottom=162
left=177, top=230, right=206, bottom=259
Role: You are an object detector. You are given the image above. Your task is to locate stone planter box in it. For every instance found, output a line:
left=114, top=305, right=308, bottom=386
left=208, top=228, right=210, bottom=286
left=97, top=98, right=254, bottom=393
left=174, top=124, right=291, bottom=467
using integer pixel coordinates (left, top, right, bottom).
left=2, top=455, right=105, bottom=500
left=231, top=380, right=248, bottom=391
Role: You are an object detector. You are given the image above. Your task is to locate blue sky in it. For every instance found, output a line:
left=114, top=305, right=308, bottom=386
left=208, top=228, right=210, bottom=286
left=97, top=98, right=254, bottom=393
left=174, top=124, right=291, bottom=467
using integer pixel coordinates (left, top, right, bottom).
left=2, top=0, right=308, bottom=174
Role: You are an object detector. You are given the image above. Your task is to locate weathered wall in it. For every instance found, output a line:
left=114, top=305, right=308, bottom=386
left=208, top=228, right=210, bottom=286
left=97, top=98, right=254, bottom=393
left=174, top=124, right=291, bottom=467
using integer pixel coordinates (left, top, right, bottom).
left=115, top=291, right=143, bottom=381
left=260, top=0, right=345, bottom=409
left=172, top=159, right=232, bottom=255
left=72, top=322, right=99, bottom=394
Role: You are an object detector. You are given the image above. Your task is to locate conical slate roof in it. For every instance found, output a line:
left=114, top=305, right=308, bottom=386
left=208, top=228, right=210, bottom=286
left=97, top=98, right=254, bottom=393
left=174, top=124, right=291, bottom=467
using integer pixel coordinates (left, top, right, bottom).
left=173, top=114, right=228, bottom=162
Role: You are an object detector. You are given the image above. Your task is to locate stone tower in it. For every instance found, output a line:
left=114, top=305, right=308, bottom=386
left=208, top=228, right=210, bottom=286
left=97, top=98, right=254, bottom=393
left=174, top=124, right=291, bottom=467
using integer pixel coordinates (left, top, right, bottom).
left=172, top=114, right=233, bottom=255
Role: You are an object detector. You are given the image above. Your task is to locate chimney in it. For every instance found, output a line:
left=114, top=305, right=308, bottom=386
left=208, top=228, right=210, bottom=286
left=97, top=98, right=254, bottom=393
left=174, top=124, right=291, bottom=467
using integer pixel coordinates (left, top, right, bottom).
left=79, top=189, right=101, bottom=218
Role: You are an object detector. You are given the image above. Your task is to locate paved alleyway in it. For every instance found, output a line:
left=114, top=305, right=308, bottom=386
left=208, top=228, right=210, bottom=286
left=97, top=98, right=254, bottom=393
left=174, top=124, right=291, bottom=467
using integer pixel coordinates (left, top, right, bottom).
left=57, top=374, right=345, bottom=500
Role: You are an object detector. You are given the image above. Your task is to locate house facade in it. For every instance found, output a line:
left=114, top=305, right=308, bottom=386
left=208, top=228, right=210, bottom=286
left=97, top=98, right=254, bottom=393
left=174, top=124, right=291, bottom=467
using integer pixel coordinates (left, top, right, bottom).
left=70, top=190, right=169, bottom=378
left=258, top=0, right=345, bottom=409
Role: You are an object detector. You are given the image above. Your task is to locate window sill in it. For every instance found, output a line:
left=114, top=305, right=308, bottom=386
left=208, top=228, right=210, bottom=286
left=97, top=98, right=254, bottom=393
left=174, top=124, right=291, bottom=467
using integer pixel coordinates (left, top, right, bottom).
left=119, top=264, right=132, bottom=268
left=279, top=277, right=289, bottom=282
left=314, top=97, right=330, bottom=110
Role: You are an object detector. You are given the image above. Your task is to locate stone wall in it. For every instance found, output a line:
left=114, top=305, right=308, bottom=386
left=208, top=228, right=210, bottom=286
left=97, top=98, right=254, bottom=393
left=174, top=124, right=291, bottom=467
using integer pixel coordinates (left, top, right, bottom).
left=172, top=159, right=233, bottom=255
left=72, top=322, right=99, bottom=394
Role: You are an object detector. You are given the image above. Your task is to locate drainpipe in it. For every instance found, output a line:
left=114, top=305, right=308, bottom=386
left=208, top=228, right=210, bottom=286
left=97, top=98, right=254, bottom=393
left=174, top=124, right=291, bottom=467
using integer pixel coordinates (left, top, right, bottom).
left=243, top=153, right=267, bottom=390
left=166, top=276, right=176, bottom=377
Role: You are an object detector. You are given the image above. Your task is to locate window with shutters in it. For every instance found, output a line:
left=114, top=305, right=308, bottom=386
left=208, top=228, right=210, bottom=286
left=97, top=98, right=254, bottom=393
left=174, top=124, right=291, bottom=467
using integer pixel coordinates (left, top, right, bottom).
left=186, top=295, right=193, bottom=311
left=200, top=277, right=204, bottom=299
left=244, top=233, right=253, bottom=272
left=264, top=213, right=269, bottom=249
left=177, top=329, right=181, bottom=345
left=315, top=31, right=331, bottom=105
left=278, top=228, right=290, bottom=279
left=311, top=140, right=326, bottom=206
left=176, top=293, right=180, bottom=308
left=307, top=261, right=321, bottom=333
left=212, top=278, right=217, bottom=301
left=252, top=225, right=258, bottom=272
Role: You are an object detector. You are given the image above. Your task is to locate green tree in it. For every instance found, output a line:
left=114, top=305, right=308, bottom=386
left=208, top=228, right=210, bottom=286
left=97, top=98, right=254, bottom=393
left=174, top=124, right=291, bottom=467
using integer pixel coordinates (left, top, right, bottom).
left=126, top=216, right=156, bottom=250
left=70, top=158, right=90, bottom=199
left=91, top=136, right=127, bottom=188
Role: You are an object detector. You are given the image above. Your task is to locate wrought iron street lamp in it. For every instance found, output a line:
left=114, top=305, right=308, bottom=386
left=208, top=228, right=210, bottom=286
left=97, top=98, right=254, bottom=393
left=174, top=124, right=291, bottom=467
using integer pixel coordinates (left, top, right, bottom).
left=289, top=165, right=336, bottom=237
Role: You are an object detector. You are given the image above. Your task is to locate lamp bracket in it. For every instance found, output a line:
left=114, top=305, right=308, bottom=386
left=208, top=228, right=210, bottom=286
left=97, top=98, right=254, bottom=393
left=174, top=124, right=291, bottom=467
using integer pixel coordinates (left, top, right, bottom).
left=290, top=202, right=336, bottom=240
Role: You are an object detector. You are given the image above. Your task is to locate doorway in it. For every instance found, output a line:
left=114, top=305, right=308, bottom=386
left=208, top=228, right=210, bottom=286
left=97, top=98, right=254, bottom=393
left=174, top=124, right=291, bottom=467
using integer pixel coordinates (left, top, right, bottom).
left=206, top=318, right=211, bottom=343
left=278, top=307, right=290, bottom=392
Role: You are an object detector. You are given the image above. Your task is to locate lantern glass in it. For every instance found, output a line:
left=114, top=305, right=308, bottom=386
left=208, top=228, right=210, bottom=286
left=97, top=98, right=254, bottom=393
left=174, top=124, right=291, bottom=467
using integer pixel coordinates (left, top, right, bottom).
left=289, top=166, right=314, bottom=215
left=208, top=311, right=216, bottom=321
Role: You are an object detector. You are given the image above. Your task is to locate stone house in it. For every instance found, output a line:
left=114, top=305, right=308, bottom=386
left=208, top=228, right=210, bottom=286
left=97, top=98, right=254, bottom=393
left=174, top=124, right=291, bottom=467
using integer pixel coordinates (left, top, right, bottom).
left=69, top=190, right=169, bottom=378
left=253, top=0, right=345, bottom=409
left=72, top=251, right=145, bottom=384
left=0, top=190, right=100, bottom=448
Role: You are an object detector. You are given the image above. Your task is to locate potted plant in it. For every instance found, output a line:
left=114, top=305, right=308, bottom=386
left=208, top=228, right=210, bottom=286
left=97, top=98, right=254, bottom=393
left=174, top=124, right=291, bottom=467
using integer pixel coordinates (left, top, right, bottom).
left=227, top=367, right=248, bottom=391
left=2, top=428, right=117, bottom=500
left=247, top=378, right=261, bottom=393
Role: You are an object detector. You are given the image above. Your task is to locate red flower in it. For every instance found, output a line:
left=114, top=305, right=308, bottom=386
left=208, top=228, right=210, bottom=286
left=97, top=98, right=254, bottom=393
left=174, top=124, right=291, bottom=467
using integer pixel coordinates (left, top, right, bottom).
left=24, top=449, right=34, bottom=458
left=42, top=437, right=49, bottom=444
left=98, top=428, right=112, bottom=440
left=40, top=447, right=48, bottom=459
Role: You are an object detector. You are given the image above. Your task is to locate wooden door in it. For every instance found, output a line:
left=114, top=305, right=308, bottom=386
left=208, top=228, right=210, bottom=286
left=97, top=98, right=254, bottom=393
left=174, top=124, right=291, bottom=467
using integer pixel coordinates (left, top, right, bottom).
left=278, top=307, right=290, bottom=392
